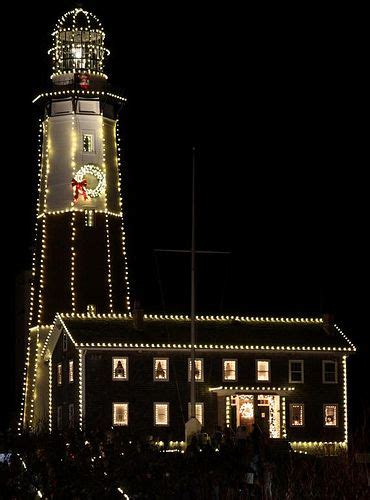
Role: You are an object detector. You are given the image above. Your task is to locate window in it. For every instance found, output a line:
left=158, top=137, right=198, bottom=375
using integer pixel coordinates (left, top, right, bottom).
left=87, top=304, right=96, bottom=314
left=112, top=357, right=128, bottom=381
left=68, top=404, right=74, bottom=428
left=289, top=360, right=304, bottom=383
left=63, top=333, right=68, bottom=352
left=188, top=402, right=204, bottom=425
left=57, top=406, right=63, bottom=429
left=256, top=360, right=270, bottom=381
left=57, top=363, right=62, bottom=386
left=289, top=403, right=304, bottom=426
left=83, top=133, right=94, bottom=152
left=68, top=360, right=74, bottom=383
left=85, top=210, right=95, bottom=227
left=223, top=359, right=237, bottom=381
left=324, top=404, right=338, bottom=426
left=113, top=403, right=128, bottom=426
left=188, top=359, right=204, bottom=382
left=153, top=358, right=169, bottom=381
left=323, top=361, right=338, bottom=383
left=154, top=403, right=169, bottom=426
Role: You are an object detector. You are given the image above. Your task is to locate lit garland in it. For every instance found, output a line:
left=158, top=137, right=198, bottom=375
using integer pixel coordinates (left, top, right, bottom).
left=115, top=121, right=131, bottom=310
left=78, top=349, right=84, bottom=431
left=225, top=396, right=231, bottom=427
left=37, top=208, right=122, bottom=218
left=32, top=90, right=126, bottom=104
left=342, top=355, right=348, bottom=443
left=209, top=386, right=295, bottom=392
left=48, top=358, right=52, bottom=432
left=282, top=396, right=287, bottom=438
left=70, top=114, right=77, bottom=312
left=74, top=164, right=106, bottom=199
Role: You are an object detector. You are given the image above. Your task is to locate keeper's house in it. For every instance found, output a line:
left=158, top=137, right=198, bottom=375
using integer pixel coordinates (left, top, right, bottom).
left=39, top=311, right=355, bottom=454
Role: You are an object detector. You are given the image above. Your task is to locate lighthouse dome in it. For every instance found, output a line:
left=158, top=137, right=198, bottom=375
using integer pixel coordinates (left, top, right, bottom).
left=49, top=8, right=109, bottom=79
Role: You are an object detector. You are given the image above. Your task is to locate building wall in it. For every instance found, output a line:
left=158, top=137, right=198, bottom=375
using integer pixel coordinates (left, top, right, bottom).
left=82, top=349, right=345, bottom=442
left=52, top=332, right=79, bottom=430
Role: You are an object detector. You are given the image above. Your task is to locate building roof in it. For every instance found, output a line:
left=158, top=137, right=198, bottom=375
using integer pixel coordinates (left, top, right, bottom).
left=47, top=313, right=355, bottom=354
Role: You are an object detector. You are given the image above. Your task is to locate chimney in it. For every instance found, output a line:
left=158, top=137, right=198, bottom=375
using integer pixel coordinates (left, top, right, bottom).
left=132, top=300, right=144, bottom=330
left=323, top=313, right=335, bottom=336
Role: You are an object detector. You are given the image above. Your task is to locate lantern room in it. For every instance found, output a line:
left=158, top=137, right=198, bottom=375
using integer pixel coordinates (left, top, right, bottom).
left=49, top=8, right=109, bottom=83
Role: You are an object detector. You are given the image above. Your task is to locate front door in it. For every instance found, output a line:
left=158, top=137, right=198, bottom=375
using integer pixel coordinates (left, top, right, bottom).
left=255, top=396, right=270, bottom=436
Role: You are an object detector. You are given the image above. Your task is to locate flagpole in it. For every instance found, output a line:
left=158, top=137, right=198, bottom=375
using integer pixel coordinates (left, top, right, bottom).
left=190, top=147, right=196, bottom=419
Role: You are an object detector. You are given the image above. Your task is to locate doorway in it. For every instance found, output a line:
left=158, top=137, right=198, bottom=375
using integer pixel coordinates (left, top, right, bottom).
left=234, top=394, right=281, bottom=438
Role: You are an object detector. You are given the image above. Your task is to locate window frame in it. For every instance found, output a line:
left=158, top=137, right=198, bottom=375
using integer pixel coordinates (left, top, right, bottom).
left=322, top=360, right=338, bottom=384
left=112, top=357, right=129, bottom=381
left=222, top=359, right=238, bottom=382
left=256, top=359, right=271, bottom=382
left=112, top=402, right=129, bottom=426
left=289, top=360, right=304, bottom=384
left=153, top=358, right=169, bottom=382
left=289, top=403, right=305, bottom=427
left=57, top=363, right=62, bottom=386
left=323, top=403, right=339, bottom=427
left=188, top=358, right=204, bottom=382
left=82, top=132, right=95, bottom=153
left=187, top=402, right=204, bottom=425
left=154, top=402, right=170, bottom=426
left=68, top=359, right=74, bottom=383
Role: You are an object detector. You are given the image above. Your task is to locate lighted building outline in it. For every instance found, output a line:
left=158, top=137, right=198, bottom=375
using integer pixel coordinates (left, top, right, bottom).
left=21, top=8, right=356, bottom=454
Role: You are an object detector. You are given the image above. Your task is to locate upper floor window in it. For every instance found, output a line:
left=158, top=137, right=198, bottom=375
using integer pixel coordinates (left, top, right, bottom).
left=324, top=404, right=338, bottom=426
left=256, top=360, right=270, bottom=381
left=322, top=360, right=338, bottom=384
left=188, top=402, right=204, bottom=425
left=112, top=357, right=128, bottom=381
left=153, top=358, right=169, bottom=381
left=83, top=133, right=94, bottom=153
left=57, top=363, right=62, bottom=386
left=154, top=403, right=169, bottom=426
left=68, top=360, right=74, bottom=383
left=289, top=403, right=304, bottom=426
left=188, top=359, right=204, bottom=382
left=113, top=403, right=128, bottom=426
left=289, top=360, right=304, bottom=383
left=223, top=359, right=237, bottom=381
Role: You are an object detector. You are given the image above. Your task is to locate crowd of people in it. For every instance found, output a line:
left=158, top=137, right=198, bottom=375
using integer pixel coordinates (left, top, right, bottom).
left=0, top=424, right=368, bottom=498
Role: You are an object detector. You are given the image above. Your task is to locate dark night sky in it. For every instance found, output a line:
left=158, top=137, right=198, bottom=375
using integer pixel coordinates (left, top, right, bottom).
left=1, top=2, right=368, bottom=431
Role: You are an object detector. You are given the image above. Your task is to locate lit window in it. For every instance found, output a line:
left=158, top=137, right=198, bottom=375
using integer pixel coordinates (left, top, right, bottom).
left=324, top=404, right=338, bottom=426
left=112, top=357, right=128, bottom=381
left=289, top=360, right=304, bottom=383
left=63, top=333, right=68, bottom=352
left=289, top=403, right=304, bottom=426
left=83, top=133, right=94, bottom=152
left=323, top=361, right=338, bottom=383
left=68, top=360, right=74, bottom=383
left=87, top=304, right=96, bottom=314
left=223, top=359, right=237, bottom=381
left=113, top=403, right=128, bottom=426
left=188, top=402, right=204, bottom=425
left=57, top=363, right=62, bottom=386
left=68, top=404, right=74, bottom=428
left=188, top=359, right=204, bottom=382
left=85, top=210, right=95, bottom=227
left=154, top=358, right=169, bottom=381
left=57, top=406, right=62, bottom=430
left=256, top=360, right=270, bottom=381
left=154, top=403, right=169, bottom=426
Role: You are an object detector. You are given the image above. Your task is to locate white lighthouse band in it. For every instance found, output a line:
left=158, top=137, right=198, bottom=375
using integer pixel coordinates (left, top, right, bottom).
left=74, top=164, right=106, bottom=198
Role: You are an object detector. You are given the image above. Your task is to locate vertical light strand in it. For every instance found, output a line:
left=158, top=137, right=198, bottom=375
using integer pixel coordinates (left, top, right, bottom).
left=282, top=396, right=287, bottom=438
left=70, top=114, right=77, bottom=311
left=18, top=119, right=44, bottom=433
left=115, top=120, right=131, bottom=311
left=342, top=355, right=348, bottom=444
left=48, top=358, right=53, bottom=432
left=225, top=396, right=231, bottom=427
left=29, top=330, right=40, bottom=429
left=102, top=115, right=114, bottom=311
left=78, top=349, right=84, bottom=431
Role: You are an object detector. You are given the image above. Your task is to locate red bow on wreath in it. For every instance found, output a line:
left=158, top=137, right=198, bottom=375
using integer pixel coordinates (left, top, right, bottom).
left=71, top=178, right=88, bottom=202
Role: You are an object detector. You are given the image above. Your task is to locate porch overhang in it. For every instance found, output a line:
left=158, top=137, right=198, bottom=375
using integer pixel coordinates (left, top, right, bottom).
left=208, top=385, right=295, bottom=396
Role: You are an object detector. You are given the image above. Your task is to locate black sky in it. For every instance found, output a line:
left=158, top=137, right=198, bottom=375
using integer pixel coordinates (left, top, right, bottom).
left=2, top=1, right=368, bottom=431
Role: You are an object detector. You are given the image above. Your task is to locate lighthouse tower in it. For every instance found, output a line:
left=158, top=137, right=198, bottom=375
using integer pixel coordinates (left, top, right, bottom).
left=20, top=8, right=131, bottom=430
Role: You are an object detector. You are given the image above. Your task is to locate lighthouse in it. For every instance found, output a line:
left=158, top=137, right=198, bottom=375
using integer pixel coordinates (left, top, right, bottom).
left=20, top=8, right=131, bottom=431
